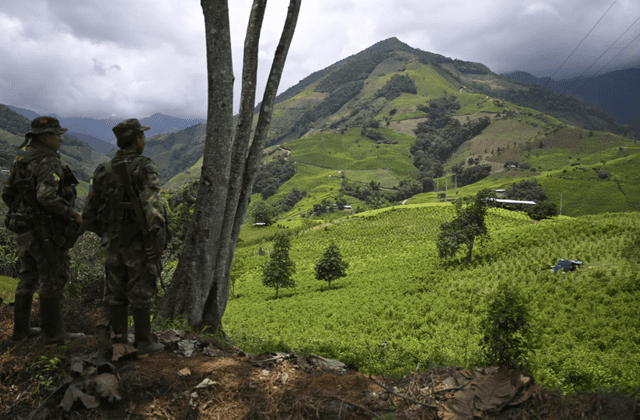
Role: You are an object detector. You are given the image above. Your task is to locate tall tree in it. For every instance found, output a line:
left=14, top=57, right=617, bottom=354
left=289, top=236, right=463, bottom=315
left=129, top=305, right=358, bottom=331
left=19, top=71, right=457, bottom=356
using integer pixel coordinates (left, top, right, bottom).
left=158, top=0, right=301, bottom=331
left=262, top=232, right=296, bottom=299
left=437, top=189, right=494, bottom=263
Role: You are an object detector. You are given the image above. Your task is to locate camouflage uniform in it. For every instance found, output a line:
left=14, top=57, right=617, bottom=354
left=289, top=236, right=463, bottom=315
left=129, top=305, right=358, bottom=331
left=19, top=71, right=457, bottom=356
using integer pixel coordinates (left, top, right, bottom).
left=2, top=116, right=82, bottom=343
left=2, top=123, right=79, bottom=299
left=83, top=149, right=168, bottom=309
left=83, top=119, right=167, bottom=353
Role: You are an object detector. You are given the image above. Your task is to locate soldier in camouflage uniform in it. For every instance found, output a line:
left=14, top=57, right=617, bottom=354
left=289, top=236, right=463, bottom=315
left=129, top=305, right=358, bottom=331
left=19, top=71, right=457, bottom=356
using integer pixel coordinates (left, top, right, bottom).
left=2, top=116, right=83, bottom=343
left=83, top=119, right=167, bottom=354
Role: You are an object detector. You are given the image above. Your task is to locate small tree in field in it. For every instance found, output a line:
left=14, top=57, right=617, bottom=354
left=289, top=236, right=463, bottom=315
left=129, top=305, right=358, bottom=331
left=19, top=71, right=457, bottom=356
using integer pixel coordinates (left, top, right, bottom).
left=262, top=232, right=296, bottom=299
left=437, top=189, right=494, bottom=263
left=315, top=242, right=349, bottom=290
left=480, top=282, right=534, bottom=373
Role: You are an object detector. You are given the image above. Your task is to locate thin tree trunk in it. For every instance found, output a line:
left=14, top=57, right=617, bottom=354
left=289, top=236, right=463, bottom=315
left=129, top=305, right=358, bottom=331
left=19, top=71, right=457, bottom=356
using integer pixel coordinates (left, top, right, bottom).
left=158, top=0, right=301, bottom=331
left=467, top=240, right=474, bottom=263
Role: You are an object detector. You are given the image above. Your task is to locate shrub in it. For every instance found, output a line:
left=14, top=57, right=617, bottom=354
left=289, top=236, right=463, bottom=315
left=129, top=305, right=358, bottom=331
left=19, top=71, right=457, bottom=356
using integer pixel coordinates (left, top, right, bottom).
left=480, top=283, right=534, bottom=373
left=67, top=232, right=105, bottom=307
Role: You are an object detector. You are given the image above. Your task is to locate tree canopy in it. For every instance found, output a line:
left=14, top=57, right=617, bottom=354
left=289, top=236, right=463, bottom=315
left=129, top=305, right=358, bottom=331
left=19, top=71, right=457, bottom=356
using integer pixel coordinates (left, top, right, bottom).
left=315, top=242, right=349, bottom=290
left=262, top=232, right=296, bottom=299
left=437, top=189, right=494, bottom=263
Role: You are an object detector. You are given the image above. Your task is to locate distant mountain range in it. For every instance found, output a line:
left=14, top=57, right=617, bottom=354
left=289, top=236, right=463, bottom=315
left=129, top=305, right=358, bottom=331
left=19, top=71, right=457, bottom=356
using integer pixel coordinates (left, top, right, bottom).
left=6, top=105, right=206, bottom=154
left=2, top=37, right=636, bottom=187
left=502, top=68, right=640, bottom=129
left=0, top=104, right=107, bottom=181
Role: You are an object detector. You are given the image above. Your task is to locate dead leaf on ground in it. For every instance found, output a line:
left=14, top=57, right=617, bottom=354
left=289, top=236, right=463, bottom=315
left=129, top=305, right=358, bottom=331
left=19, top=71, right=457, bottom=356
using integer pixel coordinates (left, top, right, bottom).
left=94, top=373, right=122, bottom=402
left=112, top=343, right=138, bottom=361
left=59, top=385, right=100, bottom=411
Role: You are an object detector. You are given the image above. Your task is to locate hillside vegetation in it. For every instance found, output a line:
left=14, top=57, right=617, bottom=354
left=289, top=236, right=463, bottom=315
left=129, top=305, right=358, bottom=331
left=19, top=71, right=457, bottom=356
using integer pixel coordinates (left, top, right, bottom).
left=226, top=205, right=640, bottom=395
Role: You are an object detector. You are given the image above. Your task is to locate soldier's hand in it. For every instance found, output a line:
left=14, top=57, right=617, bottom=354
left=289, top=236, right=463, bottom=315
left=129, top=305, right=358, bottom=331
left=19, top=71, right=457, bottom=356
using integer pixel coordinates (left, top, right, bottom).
left=74, top=211, right=83, bottom=226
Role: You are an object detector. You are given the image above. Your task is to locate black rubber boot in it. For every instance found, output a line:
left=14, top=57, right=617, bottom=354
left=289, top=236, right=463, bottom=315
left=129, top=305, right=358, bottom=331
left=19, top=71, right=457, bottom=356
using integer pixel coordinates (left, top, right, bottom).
left=11, top=294, right=41, bottom=341
left=40, top=296, right=83, bottom=345
left=108, top=305, right=130, bottom=344
left=132, top=307, right=164, bottom=354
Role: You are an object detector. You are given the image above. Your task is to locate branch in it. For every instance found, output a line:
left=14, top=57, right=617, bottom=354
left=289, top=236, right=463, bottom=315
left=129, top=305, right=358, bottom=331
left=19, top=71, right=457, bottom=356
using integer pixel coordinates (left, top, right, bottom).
left=368, top=376, right=437, bottom=409
left=368, top=375, right=473, bottom=408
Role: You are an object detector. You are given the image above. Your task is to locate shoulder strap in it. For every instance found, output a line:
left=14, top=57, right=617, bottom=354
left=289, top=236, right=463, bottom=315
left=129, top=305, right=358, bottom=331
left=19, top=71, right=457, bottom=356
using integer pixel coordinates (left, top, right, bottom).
left=112, top=158, right=151, bottom=249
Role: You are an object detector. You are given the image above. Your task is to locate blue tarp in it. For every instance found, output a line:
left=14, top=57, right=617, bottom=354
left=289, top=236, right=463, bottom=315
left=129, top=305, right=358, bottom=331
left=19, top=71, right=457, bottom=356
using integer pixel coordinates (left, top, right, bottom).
left=553, top=259, right=583, bottom=274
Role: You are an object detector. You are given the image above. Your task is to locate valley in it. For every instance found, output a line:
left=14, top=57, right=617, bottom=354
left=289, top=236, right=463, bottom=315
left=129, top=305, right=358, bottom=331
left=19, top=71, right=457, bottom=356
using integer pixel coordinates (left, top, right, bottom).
left=1, top=36, right=639, bottom=401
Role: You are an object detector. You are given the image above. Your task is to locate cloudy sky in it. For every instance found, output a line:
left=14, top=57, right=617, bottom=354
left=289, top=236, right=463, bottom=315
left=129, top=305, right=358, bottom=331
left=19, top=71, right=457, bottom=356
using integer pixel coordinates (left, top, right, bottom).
left=0, top=0, right=638, bottom=120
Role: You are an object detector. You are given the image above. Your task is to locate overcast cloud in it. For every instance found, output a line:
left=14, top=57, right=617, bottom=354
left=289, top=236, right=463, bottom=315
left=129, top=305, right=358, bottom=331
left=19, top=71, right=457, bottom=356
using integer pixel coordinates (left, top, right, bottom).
left=0, top=0, right=638, bottom=119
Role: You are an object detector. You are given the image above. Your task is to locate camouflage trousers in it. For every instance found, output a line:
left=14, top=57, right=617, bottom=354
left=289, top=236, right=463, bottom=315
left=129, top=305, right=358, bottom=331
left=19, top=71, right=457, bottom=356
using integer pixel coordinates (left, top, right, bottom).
left=16, top=235, right=70, bottom=299
left=104, top=237, right=158, bottom=309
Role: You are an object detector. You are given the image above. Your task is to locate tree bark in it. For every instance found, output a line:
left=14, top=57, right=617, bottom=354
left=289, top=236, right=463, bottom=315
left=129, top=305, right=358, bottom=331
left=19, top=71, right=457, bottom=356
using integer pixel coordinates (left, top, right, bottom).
left=158, top=0, right=301, bottom=331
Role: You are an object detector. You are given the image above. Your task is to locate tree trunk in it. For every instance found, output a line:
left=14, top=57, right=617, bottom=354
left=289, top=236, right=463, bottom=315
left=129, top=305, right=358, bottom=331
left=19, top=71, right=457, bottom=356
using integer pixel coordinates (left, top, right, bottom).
left=467, top=239, right=474, bottom=263
left=158, top=0, right=301, bottom=331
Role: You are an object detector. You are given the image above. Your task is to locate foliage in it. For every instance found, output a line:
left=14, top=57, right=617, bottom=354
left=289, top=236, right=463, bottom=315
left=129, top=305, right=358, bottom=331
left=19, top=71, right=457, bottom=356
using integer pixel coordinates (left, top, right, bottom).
left=480, top=282, right=534, bottom=372
left=374, top=74, right=417, bottom=101
left=437, top=189, right=494, bottom=263
left=315, top=50, right=391, bottom=93
left=0, top=202, right=18, bottom=277
left=526, top=200, right=558, bottom=220
left=262, top=232, right=296, bottom=299
left=66, top=232, right=105, bottom=307
left=411, top=96, right=491, bottom=182
left=251, top=201, right=275, bottom=226
left=276, top=188, right=307, bottom=214
left=314, top=242, right=349, bottom=290
left=252, top=155, right=297, bottom=200
left=456, top=165, right=492, bottom=187
left=226, top=204, right=640, bottom=393
left=271, top=81, right=365, bottom=145
left=505, top=179, right=548, bottom=202
left=469, top=81, right=626, bottom=135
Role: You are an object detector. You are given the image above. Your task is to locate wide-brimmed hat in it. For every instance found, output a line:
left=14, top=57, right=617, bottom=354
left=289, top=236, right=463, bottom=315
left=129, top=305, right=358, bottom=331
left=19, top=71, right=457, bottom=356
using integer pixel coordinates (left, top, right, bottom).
left=26, top=116, right=68, bottom=136
left=112, top=119, right=151, bottom=139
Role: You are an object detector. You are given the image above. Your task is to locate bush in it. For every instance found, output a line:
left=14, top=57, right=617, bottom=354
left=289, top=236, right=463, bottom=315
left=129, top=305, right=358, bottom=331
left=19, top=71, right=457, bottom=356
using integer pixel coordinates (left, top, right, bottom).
left=527, top=201, right=558, bottom=220
left=374, top=74, right=417, bottom=101
left=66, top=232, right=105, bottom=307
left=480, top=283, right=534, bottom=373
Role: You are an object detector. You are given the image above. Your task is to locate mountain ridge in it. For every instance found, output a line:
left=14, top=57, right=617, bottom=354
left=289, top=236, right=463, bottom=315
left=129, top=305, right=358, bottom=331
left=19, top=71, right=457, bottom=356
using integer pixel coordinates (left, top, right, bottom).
left=502, top=68, right=640, bottom=134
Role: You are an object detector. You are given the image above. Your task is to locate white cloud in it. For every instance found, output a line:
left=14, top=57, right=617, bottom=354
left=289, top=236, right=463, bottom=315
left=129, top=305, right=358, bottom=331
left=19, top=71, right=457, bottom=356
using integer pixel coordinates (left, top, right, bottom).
left=0, top=0, right=637, bottom=118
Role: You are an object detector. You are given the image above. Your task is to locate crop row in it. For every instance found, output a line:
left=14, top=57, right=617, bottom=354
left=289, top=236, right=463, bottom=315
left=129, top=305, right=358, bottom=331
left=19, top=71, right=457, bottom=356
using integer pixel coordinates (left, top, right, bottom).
left=227, top=206, right=640, bottom=393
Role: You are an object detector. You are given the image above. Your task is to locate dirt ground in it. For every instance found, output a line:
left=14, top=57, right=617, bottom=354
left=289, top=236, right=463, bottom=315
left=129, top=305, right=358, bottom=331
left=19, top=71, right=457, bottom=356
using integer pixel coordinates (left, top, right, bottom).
left=1, top=300, right=638, bottom=420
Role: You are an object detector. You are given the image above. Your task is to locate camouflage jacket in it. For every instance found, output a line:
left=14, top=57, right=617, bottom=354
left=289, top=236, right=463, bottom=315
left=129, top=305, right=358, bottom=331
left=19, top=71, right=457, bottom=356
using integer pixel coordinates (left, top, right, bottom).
left=83, top=150, right=168, bottom=251
left=2, top=143, right=78, bottom=234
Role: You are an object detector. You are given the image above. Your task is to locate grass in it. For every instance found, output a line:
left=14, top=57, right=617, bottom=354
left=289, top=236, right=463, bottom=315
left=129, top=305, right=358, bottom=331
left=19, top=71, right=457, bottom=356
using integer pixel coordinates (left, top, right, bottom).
left=287, top=128, right=417, bottom=180
left=0, top=275, right=17, bottom=303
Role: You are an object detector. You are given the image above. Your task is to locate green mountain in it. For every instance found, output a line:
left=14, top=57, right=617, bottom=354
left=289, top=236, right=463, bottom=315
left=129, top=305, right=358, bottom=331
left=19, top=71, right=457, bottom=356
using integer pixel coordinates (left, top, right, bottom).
left=148, top=37, right=634, bottom=187
left=0, top=104, right=108, bottom=182
left=160, top=38, right=638, bottom=218
left=264, top=37, right=628, bottom=145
